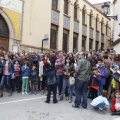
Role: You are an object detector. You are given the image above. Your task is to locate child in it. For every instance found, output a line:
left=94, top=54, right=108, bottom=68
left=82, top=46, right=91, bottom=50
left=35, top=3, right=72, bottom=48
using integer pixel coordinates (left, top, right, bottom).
left=14, top=60, right=21, bottom=93
left=29, top=64, right=38, bottom=95
left=90, top=91, right=109, bottom=115
left=110, top=91, right=120, bottom=115
left=42, top=63, right=57, bottom=104
left=97, top=59, right=107, bottom=95
left=21, top=61, right=30, bottom=95
left=89, top=68, right=99, bottom=100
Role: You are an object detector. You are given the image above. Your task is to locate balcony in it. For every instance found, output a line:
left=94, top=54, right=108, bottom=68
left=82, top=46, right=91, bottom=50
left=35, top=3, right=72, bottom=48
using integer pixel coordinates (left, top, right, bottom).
left=96, top=31, right=99, bottom=41
left=63, top=15, right=70, bottom=30
left=101, top=34, right=104, bottom=43
left=73, top=20, right=79, bottom=33
left=82, top=25, right=87, bottom=36
left=89, top=29, right=93, bottom=39
left=51, top=10, right=59, bottom=25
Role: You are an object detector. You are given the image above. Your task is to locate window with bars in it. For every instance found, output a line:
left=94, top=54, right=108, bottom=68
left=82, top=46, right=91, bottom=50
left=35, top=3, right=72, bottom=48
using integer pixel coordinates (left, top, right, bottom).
left=64, top=0, right=69, bottom=15
left=52, top=0, right=58, bottom=10
left=74, top=2, right=77, bottom=20
left=50, top=28, right=57, bottom=50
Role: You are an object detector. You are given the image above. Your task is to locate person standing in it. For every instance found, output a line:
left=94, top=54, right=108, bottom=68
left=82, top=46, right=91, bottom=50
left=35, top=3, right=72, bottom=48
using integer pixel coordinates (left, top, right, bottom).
left=0, top=55, right=14, bottom=97
left=55, top=51, right=65, bottom=97
left=73, top=52, right=91, bottom=109
left=21, top=61, right=30, bottom=95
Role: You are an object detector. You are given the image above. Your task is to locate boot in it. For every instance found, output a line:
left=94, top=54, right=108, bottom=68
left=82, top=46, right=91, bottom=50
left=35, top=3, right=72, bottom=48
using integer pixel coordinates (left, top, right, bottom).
left=8, top=90, right=12, bottom=97
left=0, top=91, right=3, bottom=97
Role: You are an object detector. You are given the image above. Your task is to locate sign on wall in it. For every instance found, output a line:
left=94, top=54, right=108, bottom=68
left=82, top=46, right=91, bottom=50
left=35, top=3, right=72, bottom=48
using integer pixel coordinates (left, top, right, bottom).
left=0, top=0, right=22, bottom=14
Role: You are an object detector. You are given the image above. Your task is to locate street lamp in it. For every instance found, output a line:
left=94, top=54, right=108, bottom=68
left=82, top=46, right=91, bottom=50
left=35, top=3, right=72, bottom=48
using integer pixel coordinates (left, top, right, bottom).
left=102, top=2, right=118, bottom=20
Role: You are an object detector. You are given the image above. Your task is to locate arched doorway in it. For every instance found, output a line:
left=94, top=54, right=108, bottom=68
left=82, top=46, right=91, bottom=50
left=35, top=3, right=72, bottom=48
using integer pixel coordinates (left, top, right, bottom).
left=0, top=14, right=9, bottom=51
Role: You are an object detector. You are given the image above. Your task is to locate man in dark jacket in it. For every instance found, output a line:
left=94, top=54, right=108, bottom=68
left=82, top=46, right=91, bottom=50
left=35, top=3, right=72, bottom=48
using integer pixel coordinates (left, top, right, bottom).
left=73, top=52, right=91, bottom=109
left=43, top=63, right=58, bottom=104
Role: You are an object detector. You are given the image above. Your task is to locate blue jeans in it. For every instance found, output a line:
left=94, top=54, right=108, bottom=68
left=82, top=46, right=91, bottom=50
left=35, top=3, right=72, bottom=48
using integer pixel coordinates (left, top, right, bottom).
left=0, top=75, right=11, bottom=91
left=60, top=78, right=69, bottom=98
left=99, top=84, right=103, bottom=95
left=74, top=79, right=89, bottom=108
left=57, top=75, right=63, bottom=95
left=94, top=102, right=105, bottom=110
left=69, top=85, right=74, bottom=100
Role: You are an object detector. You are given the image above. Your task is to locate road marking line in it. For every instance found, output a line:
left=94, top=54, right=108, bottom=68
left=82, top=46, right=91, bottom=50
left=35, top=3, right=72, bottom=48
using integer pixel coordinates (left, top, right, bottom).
left=113, top=118, right=120, bottom=120
left=0, top=96, right=46, bottom=105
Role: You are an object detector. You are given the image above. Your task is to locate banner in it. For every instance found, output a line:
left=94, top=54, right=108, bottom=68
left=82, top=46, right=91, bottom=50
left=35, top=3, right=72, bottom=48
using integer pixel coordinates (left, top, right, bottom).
left=0, top=0, right=22, bottom=14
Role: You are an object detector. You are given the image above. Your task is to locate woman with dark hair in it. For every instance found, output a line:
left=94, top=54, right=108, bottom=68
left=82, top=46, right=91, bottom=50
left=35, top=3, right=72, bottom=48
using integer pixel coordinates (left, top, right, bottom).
left=68, top=53, right=75, bottom=64
left=0, top=55, right=14, bottom=97
left=59, top=56, right=74, bottom=102
left=39, top=54, right=50, bottom=95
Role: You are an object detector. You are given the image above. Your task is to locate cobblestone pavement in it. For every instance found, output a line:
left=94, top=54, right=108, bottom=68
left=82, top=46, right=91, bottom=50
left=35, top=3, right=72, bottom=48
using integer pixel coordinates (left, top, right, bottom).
left=0, top=91, right=119, bottom=120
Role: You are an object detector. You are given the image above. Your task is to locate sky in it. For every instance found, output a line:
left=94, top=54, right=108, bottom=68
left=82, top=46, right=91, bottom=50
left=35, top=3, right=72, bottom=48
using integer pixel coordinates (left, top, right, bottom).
left=87, top=0, right=113, bottom=4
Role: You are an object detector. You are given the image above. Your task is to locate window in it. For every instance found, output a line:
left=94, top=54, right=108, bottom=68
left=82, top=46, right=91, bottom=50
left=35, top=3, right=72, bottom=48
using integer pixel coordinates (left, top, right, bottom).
left=89, top=39, right=93, bottom=50
left=64, top=0, right=69, bottom=15
left=63, top=30, right=69, bottom=52
left=82, top=10, right=85, bottom=24
left=96, top=41, right=99, bottom=51
left=101, top=43, right=104, bottom=51
left=82, top=36, right=86, bottom=51
left=96, top=18, right=98, bottom=31
left=89, top=14, right=92, bottom=28
left=73, top=34, right=78, bottom=52
left=52, top=0, right=58, bottom=10
left=50, top=26, right=58, bottom=50
left=106, top=25, right=109, bottom=36
left=74, top=2, right=77, bottom=20
left=101, top=22, right=103, bottom=33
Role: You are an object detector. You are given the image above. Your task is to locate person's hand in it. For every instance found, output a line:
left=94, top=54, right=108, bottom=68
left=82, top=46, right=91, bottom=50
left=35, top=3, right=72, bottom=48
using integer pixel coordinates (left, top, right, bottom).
left=64, top=72, right=67, bottom=75
left=68, top=73, right=70, bottom=76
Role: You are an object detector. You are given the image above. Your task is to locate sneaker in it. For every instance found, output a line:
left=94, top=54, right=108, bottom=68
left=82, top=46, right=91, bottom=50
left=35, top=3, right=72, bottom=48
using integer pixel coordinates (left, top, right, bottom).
left=34, top=91, right=37, bottom=95
left=25, top=92, right=28, bottom=95
left=29, top=92, right=33, bottom=95
left=97, top=109, right=105, bottom=115
left=22, top=92, right=24, bottom=95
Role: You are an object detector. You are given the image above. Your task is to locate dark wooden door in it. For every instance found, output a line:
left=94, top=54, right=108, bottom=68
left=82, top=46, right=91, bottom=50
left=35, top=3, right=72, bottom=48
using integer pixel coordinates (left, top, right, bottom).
left=0, top=14, right=9, bottom=51
left=0, top=36, right=9, bottom=51
left=50, top=29, right=57, bottom=50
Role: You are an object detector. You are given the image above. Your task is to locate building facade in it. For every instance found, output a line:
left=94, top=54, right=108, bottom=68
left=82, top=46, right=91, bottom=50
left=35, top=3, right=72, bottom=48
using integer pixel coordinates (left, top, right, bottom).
left=0, top=0, right=23, bottom=53
left=0, top=0, right=111, bottom=53
left=112, top=0, right=120, bottom=54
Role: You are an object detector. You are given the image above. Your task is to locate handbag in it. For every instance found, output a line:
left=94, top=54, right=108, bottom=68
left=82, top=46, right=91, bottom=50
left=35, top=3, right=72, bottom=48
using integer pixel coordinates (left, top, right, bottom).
left=69, top=76, right=75, bottom=86
left=112, top=73, right=120, bottom=82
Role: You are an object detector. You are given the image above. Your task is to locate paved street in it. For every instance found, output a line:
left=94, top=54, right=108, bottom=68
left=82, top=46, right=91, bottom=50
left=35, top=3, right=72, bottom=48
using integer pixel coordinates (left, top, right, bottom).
left=0, top=92, right=119, bottom=120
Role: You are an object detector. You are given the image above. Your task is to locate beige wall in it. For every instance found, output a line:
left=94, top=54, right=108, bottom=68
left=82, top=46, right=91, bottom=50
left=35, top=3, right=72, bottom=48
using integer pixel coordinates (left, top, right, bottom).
left=21, top=0, right=51, bottom=52
left=21, top=0, right=111, bottom=53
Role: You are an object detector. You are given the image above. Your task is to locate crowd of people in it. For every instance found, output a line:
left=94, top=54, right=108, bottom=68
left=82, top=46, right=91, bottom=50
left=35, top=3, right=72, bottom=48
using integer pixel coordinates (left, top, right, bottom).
left=0, top=49, right=120, bottom=115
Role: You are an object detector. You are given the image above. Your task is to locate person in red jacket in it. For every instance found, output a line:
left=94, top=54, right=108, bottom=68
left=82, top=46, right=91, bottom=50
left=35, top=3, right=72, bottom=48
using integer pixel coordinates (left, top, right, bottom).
left=110, top=91, right=120, bottom=115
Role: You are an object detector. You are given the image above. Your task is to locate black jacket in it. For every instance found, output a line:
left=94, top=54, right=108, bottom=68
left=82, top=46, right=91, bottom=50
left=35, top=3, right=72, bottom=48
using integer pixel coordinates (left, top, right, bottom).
left=42, top=68, right=57, bottom=85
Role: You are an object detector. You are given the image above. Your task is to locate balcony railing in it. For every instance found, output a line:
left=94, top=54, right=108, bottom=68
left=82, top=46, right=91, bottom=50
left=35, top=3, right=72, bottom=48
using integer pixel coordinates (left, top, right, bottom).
left=82, top=25, right=87, bottom=36
left=51, top=10, right=59, bottom=25
left=89, top=29, right=93, bottom=39
left=73, top=21, right=79, bottom=33
left=63, top=15, right=70, bottom=29
left=96, top=31, right=99, bottom=41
